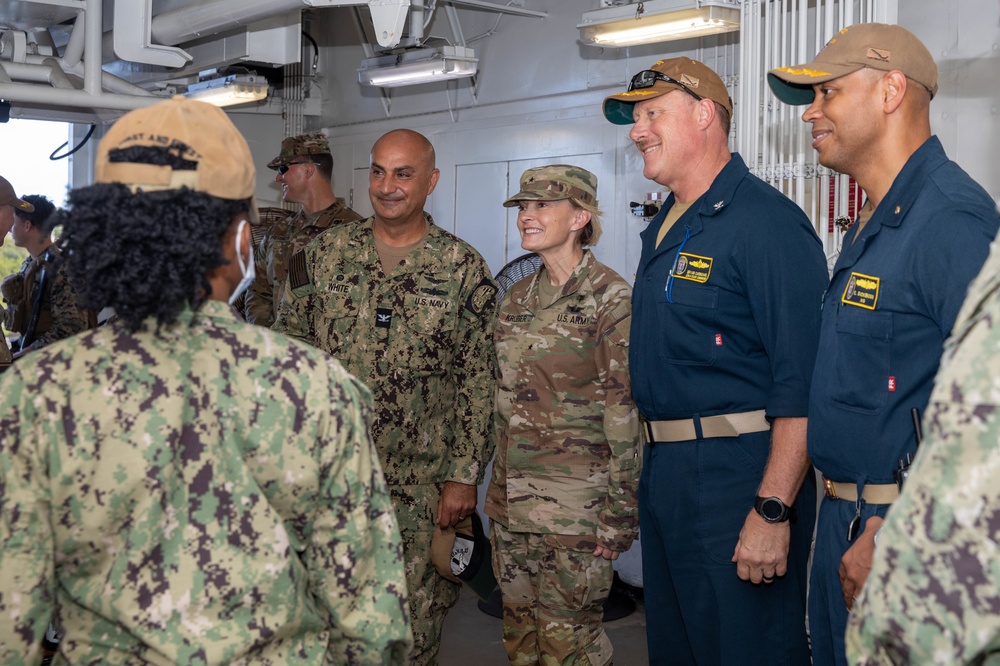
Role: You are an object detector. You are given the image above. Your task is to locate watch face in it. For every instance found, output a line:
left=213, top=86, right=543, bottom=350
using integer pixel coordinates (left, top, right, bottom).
left=761, top=498, right=784, bottom=521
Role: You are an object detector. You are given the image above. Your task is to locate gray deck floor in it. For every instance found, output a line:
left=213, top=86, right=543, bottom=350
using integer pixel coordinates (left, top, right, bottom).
left=439, top=589, right=650, bottom=665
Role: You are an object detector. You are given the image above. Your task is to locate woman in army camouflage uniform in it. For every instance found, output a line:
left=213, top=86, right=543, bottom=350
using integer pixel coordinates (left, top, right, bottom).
left=485, top=164, right=642, bottom=666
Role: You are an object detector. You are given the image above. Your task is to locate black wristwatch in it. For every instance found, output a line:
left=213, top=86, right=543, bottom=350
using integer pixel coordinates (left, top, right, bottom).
left=754, top=496, right=797, bottom=524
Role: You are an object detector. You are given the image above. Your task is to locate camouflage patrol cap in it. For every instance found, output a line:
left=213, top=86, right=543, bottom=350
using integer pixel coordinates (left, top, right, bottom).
left=267, top=133, right=332, bottom=170
left=502, top=164, right=598, bottom=209
left=0, top=175, right=34, bottom=212
left=603, top=57, right=733, bottom=125
left=768, top=23, right=938, bottom=105
left=95, top=96, right=257, bottom=211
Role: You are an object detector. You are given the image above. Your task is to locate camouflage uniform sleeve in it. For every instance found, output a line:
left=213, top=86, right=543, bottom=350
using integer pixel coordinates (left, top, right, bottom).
left=26, top=259, right=90, bottom=351
left=0, top=367, right=55, bottom=666
left=594, top=284, right=641, bottom=552
left=846, top=263, right=1000, bottom=665
left=446, top=255, right=499, bottom=486
left=271, top=248, right=314, bottom=343
left=244, top=235, right=276, bottom=327
left=309, top=361, right=412, bottom=664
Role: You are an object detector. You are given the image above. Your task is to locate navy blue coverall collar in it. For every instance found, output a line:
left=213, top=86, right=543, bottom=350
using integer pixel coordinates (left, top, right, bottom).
left=640, top=153, right=752, bottom=262
left=836, top=136, right=948, bottom=273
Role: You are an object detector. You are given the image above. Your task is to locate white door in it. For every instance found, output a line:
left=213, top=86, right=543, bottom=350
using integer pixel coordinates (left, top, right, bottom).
left=351, top=166, right=375, bottom=219
left=454, top=153, right=606, bottom=277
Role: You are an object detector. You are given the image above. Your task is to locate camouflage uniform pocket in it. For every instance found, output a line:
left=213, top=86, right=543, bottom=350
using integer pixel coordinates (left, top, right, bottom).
left=398, top=297, right=456, bottom=371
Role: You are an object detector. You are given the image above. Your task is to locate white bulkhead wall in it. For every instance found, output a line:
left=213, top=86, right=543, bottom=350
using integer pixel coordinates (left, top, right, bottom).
left=897, top=0, right=1000, bottom=205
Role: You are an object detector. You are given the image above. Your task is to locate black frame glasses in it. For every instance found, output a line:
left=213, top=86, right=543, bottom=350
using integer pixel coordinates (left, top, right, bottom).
left=277, top=161, right=320, bottom=175
left=628, top=70, right=704, bottom=103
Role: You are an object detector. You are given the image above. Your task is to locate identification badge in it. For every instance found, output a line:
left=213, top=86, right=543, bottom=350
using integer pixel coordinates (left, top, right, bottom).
left=841, top=272, right=880, bottom=310
left=672, top=252, right=713, bottom=284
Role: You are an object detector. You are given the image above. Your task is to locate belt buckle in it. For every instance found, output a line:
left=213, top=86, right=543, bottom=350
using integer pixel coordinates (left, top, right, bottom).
left=642, top=418, right=655, bottom=443
left=823, top=477, right=838, bottom=499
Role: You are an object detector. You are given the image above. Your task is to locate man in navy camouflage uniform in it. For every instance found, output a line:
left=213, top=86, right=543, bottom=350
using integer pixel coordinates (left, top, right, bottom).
left=274, top=128, right=498, bottom=665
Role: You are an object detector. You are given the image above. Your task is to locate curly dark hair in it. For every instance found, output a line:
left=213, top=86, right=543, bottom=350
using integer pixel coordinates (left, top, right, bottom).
left=54, top=184, right=249, bottom=332
left=14, top=194, right=56, bottom=230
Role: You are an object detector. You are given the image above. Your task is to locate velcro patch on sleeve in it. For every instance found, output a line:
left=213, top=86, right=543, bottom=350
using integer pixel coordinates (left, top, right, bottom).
left=465, top=278, right=498, bottom=317
left=288, top=250, right=311, bottom=290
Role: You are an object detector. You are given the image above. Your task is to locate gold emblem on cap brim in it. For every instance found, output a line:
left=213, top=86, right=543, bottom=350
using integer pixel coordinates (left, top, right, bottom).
left=616, top=89, right=662, bottom=98
left=774, top=67, right=833, bottom=78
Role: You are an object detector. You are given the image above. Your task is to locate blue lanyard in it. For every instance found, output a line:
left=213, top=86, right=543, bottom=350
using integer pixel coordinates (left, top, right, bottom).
left=664, top=226, right=692, bottom=304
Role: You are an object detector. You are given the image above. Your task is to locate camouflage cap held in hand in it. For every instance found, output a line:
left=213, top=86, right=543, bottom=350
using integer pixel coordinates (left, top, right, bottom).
left=95, top=96, right=256, bottom=202
left=603, top=57, right=733, bottom=125
left=0, top=175, right=34, bottom=212
left=768, top=23, right=938, bottom=105
left=267, top=133, right=331, bottom=170
left=431, top=513, right=497, bottom=602
left=502, top=164, right=598, bottom=209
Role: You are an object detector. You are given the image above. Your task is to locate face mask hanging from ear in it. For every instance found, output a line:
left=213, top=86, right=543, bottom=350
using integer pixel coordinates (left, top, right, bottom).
left=229, top=218, right=256, bottom=305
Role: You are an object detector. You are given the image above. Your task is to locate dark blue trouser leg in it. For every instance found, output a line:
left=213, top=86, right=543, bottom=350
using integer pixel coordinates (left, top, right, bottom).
left=809, top=496, right=889, bottom=666
left=641, top=435, right=813, bottom=666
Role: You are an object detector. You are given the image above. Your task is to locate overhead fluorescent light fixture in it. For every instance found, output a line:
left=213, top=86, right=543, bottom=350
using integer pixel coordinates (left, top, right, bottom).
left=358, top=46, right=478, bottom=88
left=184, top=74, right=269, bottom=108
left=578, top=0, right=740, bottom=48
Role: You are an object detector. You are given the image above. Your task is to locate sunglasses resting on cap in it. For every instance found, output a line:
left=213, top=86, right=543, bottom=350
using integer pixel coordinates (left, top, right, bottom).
left=628, top=70, right=705, bottom=103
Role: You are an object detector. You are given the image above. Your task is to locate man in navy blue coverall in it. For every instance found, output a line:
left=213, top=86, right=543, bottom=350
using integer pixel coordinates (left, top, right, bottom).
left=769, top=23, right=1000, bottom=666
left=604, top=57, right=828, bottom=665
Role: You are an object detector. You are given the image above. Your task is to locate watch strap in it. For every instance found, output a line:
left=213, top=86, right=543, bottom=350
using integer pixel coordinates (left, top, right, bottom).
left=754, top=495, right=797, bottom=524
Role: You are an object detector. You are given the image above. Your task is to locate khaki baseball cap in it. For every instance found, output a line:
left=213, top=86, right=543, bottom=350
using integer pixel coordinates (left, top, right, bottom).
left=603, top=57, right=733, bottom=125
left=503, top=164, right=598, bottom=209
left=0, top=176, right=34, bottom=212
left=95, top=96, right=257, bottom=209
left=267, top=133, right=331, bottom=170
left=768, top=23, right=938, bottom=105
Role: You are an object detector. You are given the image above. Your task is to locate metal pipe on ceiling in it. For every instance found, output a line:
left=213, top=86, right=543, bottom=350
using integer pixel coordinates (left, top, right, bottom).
left=2, top=61, right=72, bottom=87
left=0, top=0, right=159, bottom=117
left=151, top=0, right=304, bottom=46
left=3, top=57, right=158, bottom=97
left=103, top=0, right=541, bottom=60
left=100, top=0, right=308, bottom=58
left=445, top=0, right=546, bottom=18
left=21, top=54, right=157, bottom=96
left=40, top=57, right=76, bottom=89
left=0, top=82, right=161, bottom=111
left=83, top=0, right=102, bottom=95
left=62, top=12, right=86, bottom=68
left=444, top=4, right=466, bottom=46
left=409, top=0, right=426, bottom=44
